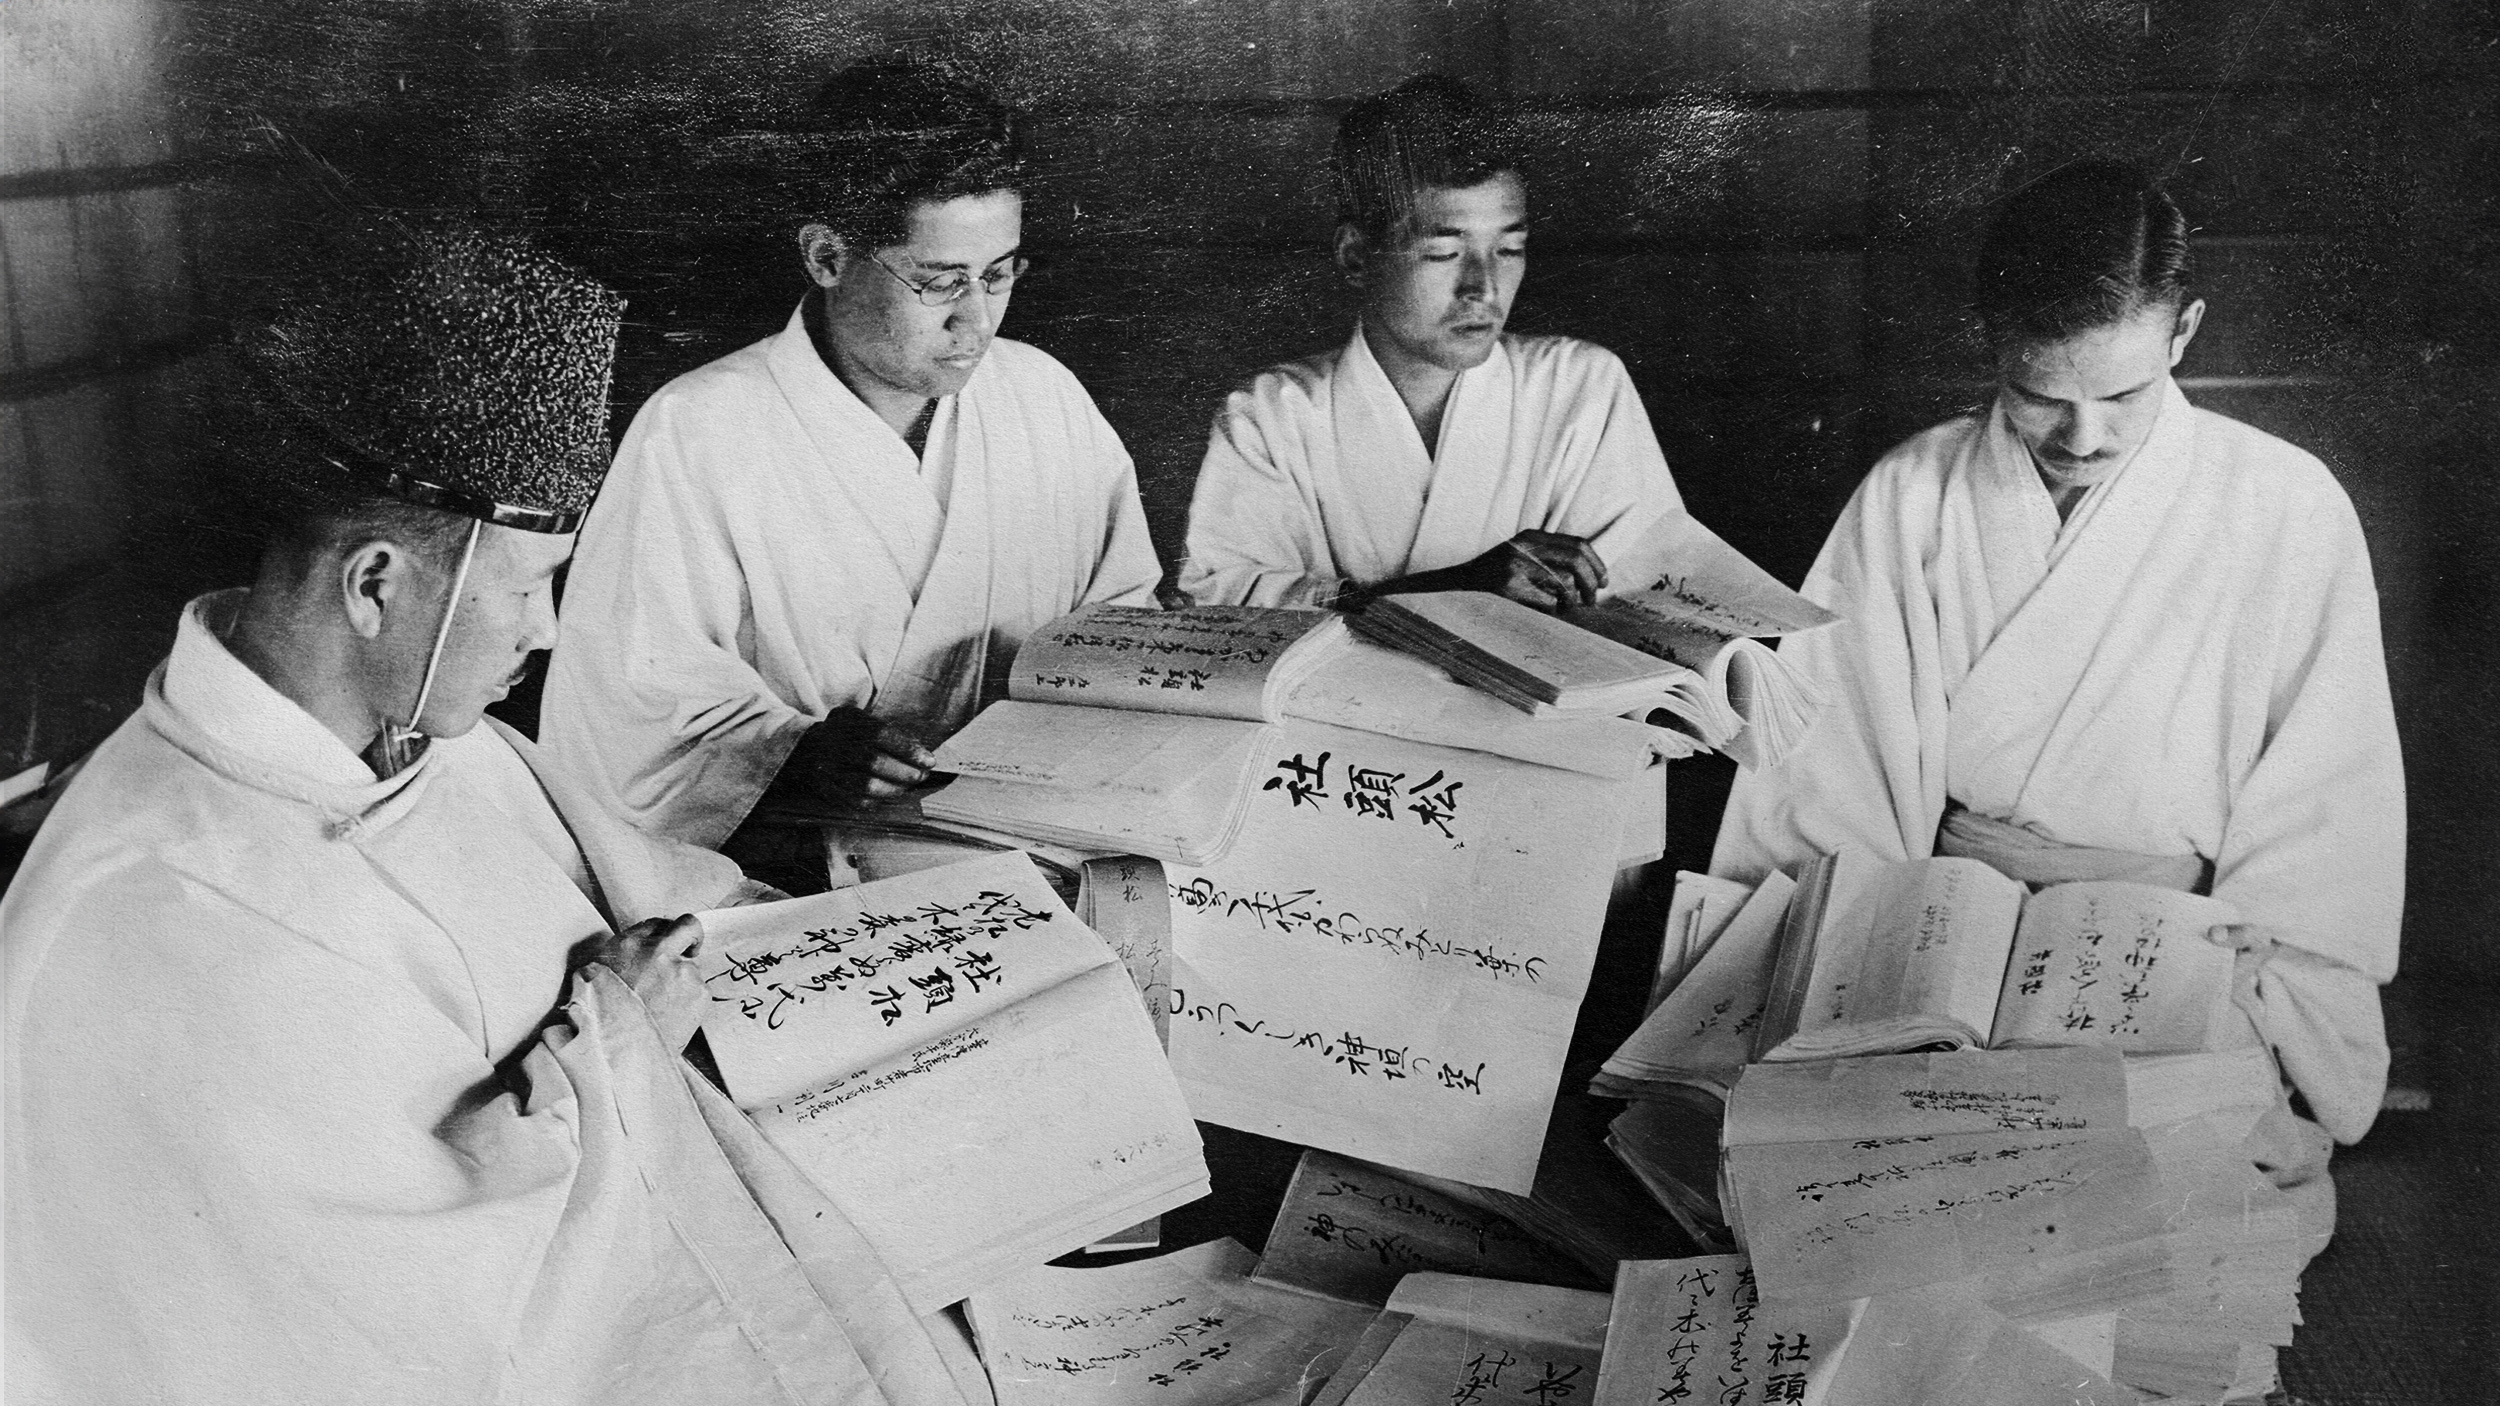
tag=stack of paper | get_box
[1309,1274,1613,1406]
[1720,1047,2170,1309]
[694,852,1209,1313]
[1352,590,1696,716]
[928,605,1347,865]
[964,1238,1371,1406]
[1282,636,1696,778]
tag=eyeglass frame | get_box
[862,250,1031,307]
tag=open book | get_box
[927,605,1347,864]
[693,852,1209,1313]
[1350,512,1835,767]
[1755,853,2241,1062]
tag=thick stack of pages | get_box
[928,604,1347,864]
[1349,512,1837,767]
[1596,1255,2139,1406]
[693,852,1209,1314]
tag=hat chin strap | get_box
[376,518,482,779]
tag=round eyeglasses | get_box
[866,252,1030,307]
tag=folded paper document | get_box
[695,852,1209,1313]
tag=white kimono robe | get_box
[1713,382,2405,1144]
[540,304,1161,849]
[4,594,986,1406]
[1179,325,1683,606]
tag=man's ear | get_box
[2168,298,2207,366]
[799,223,847,290]
[1333,223,1371,288]
[338,539,413,641]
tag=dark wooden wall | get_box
[4,0,2495,984]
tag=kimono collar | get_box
[1971,376,2193,620]
[1343,321,1514,460]
[147,590,435,834]
[766,298,974,452]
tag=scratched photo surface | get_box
[5,2,2496,1402]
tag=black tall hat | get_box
[234,219,624,533]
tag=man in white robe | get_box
[1714,163,2403,1214]
[3,225,984,1405]
[1180,75,1681,612]
[540,58,1157,861]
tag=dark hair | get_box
[1974,160,2192,348]
[805,55,1024,251]
[1332,75,1521,245]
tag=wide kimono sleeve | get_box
[6,858,974,1406]
[1179,383,1341,607]
[2213,484,2405,1144]
[540,389,815,849]
[1710,451,1953,884]
[8,860,583,1405]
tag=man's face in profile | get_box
[1350,171,1529,374]
[1996,299,2204,494]
[822,188,1024,403]
[407,524,572,739]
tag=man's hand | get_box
[576,914,709,1051]
[779,707,937,810]
[1461,530,1607,610]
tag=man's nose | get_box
[2061,406,2109,457]
[522,587,561,655]
[1455,249,1495,303]
[946,286,999,334]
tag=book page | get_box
[932,701,1265,793]
[1987,882,2240,1052]
[1283,638,1683,779]
[1722,1048,2155,1306]
[1251,1150,1581,1306]
[695,854,1207,1312]
[1776,856,2025,1056]
[1724,1126,2165,1306]
[1598,510,1840,639]
[1166,721,1636,1194]
[1593,1256,1853,1406]
[1322,1275,1613,1406]
[1606,871,1797,1089]
[1650,869,1759,1010]
[965,1238,1371,1406]
[1010,603,1337,721]
[1726,1046,2131,1147]
[1354,591,1688,713]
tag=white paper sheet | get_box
[696,853,1209,1313]
[966,1238,1371,1406]
[1166,722,1636,1193]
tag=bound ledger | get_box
[1755,853,2241,1062]
[694,852,1209,1313]
[1349,511,1836,767]
[927,605,1347,864]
